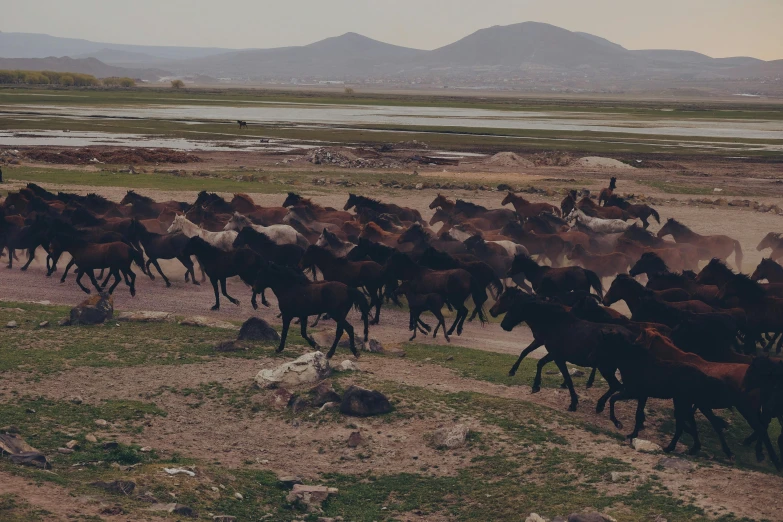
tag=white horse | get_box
[447,225,529,257]
[315,229,355,258]
[223,212,309,249]
[167,214,237,251]
[567,209,633,234]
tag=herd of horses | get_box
[3,179,783,469]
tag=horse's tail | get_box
[488,276,503,300]
[585,269,603,299]
[469,277,488,325]
[129,244,146,274]
[733,240,743,272]
[349,287,370,342]
[553,205,562,217]
[650,207,661,224]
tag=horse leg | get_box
[700,408,733,459]
[299,316,317,349]
[738,403,780,469]
[532,353,554,393]
[107,269,122,295]
[327,322,346,359]
[446,303,465,335]
[210,277,221,310]
[86,270,103,295]
[627,396,648,440]
[75,269,92,294]
[60,259,75,283]
[20,247,36,271]
[145,259,155,280]
[199,262,206,283]
[456,304,469,335]
[369,285,382,325]
[151,259,170,287]
[608,390,630,430]
[220,278,240,306]
[595,367,622,414]
[126,268,136,296]
[277,316,292,353]
[433,308,450,342]
[344,320,358,357]
[641,217,649,230]
[665,400,688,453]
[408,311,419,341]
[586,367,598,388]
[554,358,579,411]
[509,340,543,377]
[100,269,112,288]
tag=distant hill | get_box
[0,56,168,81]
[73,48,168,66]
[723,59,783,78]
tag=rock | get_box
[58,317,71,326]
[340,385,392,417]
[431,424,469,449]
[6,321,17,328]
[310,381,341,407]
[117,311,173,323]
[140,446,152,452]
[94,419,109,428]
[286,484,338,512]
[337,360,358,372]
[657,457,693,471]
[70,396,83,405]
[173,505,197,517]
[347,431,363,448]
[319,402,339,412]
[147,503,177,512]
[268,388,294,410]
[38,321,49,328]
[102,441,119,450]
[234,492,243,500]
[57,447,74,454]
[278,475,303,489]
[610,471,626,482]
[85,434,98,443]
[213,516,237,522]
[526,514,548,522]
[288,395,312,413]
[568,368,585,377]
[363,338,384,353]
[179,316,238,330]
[65,440,80,450]
[237,317,280,341]
[255,352,332,389]
[91,480,136,495]
[213,340,251,352]
[70,293,114,325]
[631,438,662,453]
[164,467,196,477]
[415,183,423,190]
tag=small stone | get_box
[173,504,197,517]
[568,368,585,377]
[6,321,18,328]
[431,424,469,449]
[255,352,332,389]
[234,492,243,500]
[288,395,312,413]
[526,514,548,522]
[445,356,454,361]
[610,471,625,482]
[102,441,119,450]
[340,386,392,417]
[58,318,71,326]
[65,440,80,450]
[363,338,384,353]
[85,434,98,443]
[140,446,152,453]
[237,317,280,341]
[70,396,83,405]
[347,431,363,448]
[286,484,338,512]
[319,402,339,412]
[310,381,341,407]
[94,419,109,428]
[38,321,49,328]
[337,360,358,372]
[58,447,74,454]
[657,457,693,471]
[213,516,237,522]
[631,438,662,453]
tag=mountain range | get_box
[1,23,781,91]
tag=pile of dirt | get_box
[483,152,535,168]
[303,147,402,169]
[530,151,573,166]
[574,156,634,169]
[22,148,201,165]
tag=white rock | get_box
[525,514,548,522]
[179,316,238,330]
[337,360,359,372]
[118,311,174,323]
[431,424,470,449]
[164,467,196,477]
[255,352,332,389]
[234,492,243,500]
[6,321,18,328]
[632,438,662,453]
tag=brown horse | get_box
[658,218,743,271]
[508,253,603,298]
[395,280,450,342]
[501,192,561,218]
[284,193,354,223]
[344,194,423,224]
[229,193,288,225]
[300,245,386,324]
[360,222,402,248]
[577,196,631,221]
[604,195,660,229]
[603,274,717,314]
[500,221,567,267]
[253,262,370,357]
[752,258,783,284]
[757,232,783,262]
[598,177,617,206]
[567,244,632,279]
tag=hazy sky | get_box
[4,0,783,60]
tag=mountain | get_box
[723,59,783,79]
[0,56,168,81]
[180,32,420,78]
[73,48,168,66]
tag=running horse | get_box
[657,218,743,271]
[501,192,561,218]
[598,177,617,206]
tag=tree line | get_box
[0,70,136,88]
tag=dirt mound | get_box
[484,152,535,168]
[22,148,201,165]
[304,147,401,168]
[574,156,633,169]
[531,151,573,167]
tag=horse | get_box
[492,290,626,412]
[385,251,485,336]
[697,258,783,299]
[757,232,783,262]
[604,195,660,229]
[603,274,718,315]
[252,262,370,357]
[300,245,386,325]
[395,280,450,342]
[237,120,248,129]
[752,258,783,284]
[598,177,617,206]
[567,209,633,234]
[49,232,145,296]
[119,190,188,216]
[316,228,355,258]
[359,222,403,248]
[167,214,237,252]
[463,232,527,259]
[500,221,567,267]
[658,218,743,271]
[508,253,603,298]
[283,193,354,222]
[398,223,468,255]
[128,219,197,287]
[1,214,49,270]
[566,244,632,279]
[501,192,561,218]
[344,194,423,224]
[577,196,631,221]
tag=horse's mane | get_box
[622,225,657,243]
[524,215,557,233]
[233,193,255,204]
[455,200,488,213]
[352,194,383,207]
[238,226,274,244]
[664,218,689,231]
[270,263,310,285]
[26,183,57,199]
[322,229,344,248]
[727,272,767,300]
[704,257,735,276]
[125,190,154,205]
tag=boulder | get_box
[340,386,392,417]
[278,475,303,489]
[347,431,363,448]
[255,352,331,389]
[6,321,18,328]
[238,317,280,341]
[337,360,359,372]
[70,293,114,325]
[288,395,312,413]
[631,438,662,453]
[117,311,173,323]
[310,381,341,407]
[526,515,548,522]
[431,424,470,449]
[286,484,338,512]
[179,316,238,330]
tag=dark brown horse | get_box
[604,194,660,229]
[395,280,450,342]
[598,177,617,206]
[129,219,197,287]
[752,258,783,284]
[507,253,603,298]
[501,192,561,218]
[658,219,743,271]
[344,194,423,224]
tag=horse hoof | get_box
[211,306,220,311]
[193,281,200,286]
[568,404,577,412]
[149,275,155,280]
[508,370,517,377]
[165,282,171,288]
[614,421,623,430]
[596,404,605,414]
[688,447,700,456]
[663,445,675,454]
[531,386,541,394]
